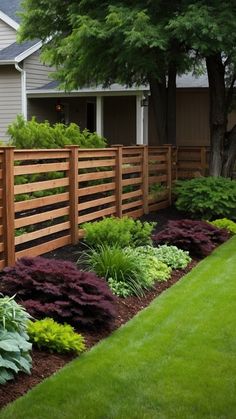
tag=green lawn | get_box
[1,236,236,419]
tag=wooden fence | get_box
[0,145,174,269]
[173,146,210,179]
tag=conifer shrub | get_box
[174,177,236,220]
[153,219,229,258]
[28,318,85,354]
[2,257,116,329]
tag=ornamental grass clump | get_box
[153,219,229,258]
[135,245,192,270]
[209,218,236,235]
[2,257,116,329]
[28,318,85,355]
[82,216,156,248]
[174,177,236,220]
[0,295,32,384]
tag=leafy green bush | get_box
[8,115,107,149]
[28,318,85,354]
[136,245,192,270]
[0,295,32,384]
[174,177,236,220]
[209,218,236,235]
[81,245,171,298]
[81,245,145,297]
[83,217,156,248]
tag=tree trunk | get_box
[222,125,236,177]
[206,54,227,176]
[167,63,177,145]
[149,76,167,144]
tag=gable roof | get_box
[0,40,41,63]
[0,0,21,24]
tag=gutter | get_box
[15,62,27,118]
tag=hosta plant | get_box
[82,216,156,248]
[136,245,192,270]
[209,218,236,235]
[2,257,116,329]
[28,318,85,354]
[0,295,32,385]
[153,219,229,258]
[174,177,236,220]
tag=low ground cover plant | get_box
[81,245,171,298]
[209,218,236,235]
[153,219,229,258]
[82,216,156,248]
[174,177,236,220]
[28,318,85,354]
[2,257,116,329]
[0,296,32,384]
[136,245,192,269]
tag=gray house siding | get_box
[24,51,55,90]
[0,66,21,141]
[0,19,16,50]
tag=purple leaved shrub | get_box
[2,257,116,329]
[153,219,229,258]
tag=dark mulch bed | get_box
[0,206,197,409]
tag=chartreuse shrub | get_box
[2,257,116,329]
[28,318,85,355]
[0,295,32,384]
[174,177,236,220]
[136,245,192,269]
[83,216,156,248]
[8,115,107,149]
[153,219,229,258]
[81,245,171,297]
[209,218,236,235]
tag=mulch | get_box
[0,206,197,410]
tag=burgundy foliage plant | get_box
[2,257,116,329]
[153,219,229,258]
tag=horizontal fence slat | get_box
[15,206,69,228]
[78,195,116,211]
[16,235,71,259]
[122,177,142,186]
[79,150,117,158]
[78,206,116,224]
[122,199,143,211]
[14,178,69,195]
[78,170,115,182]
[15,221,70,245]
[14,162,69,176]
[14,150,70,160]
[122,189,143,201]
[79,182,115,197]
[148,175,168,184]
[122,165,142,174]
[149,201,169,212]
[15,192,69,212]
[122,156,142,164]
[78,159,116,169]
[123,208,143,218]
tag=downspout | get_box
[15,62,27,118]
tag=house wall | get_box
[104,96,136,145]
[0,66,21,141]
[24,51,55,89]
[0,19,16,50]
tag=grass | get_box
[1,236,236,419]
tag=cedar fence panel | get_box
[0,144,209,268]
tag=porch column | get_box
[96,96,104,136]
[136,94,149,145]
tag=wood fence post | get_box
[201,147,207,176]
[115,145,123,218]
[68,145,79,245]
[166,145,172,206]
[142,145,149,214]
[2,146,15,266]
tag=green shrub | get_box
[209,218,236,235]
[81,245,145,297]
[8,115,107,149]
[174,177,236,220]
[0,295,32,384]
[81,245,171,298]
[28,318,85,354]
[136,245,192,270]
[83,216,156,248]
